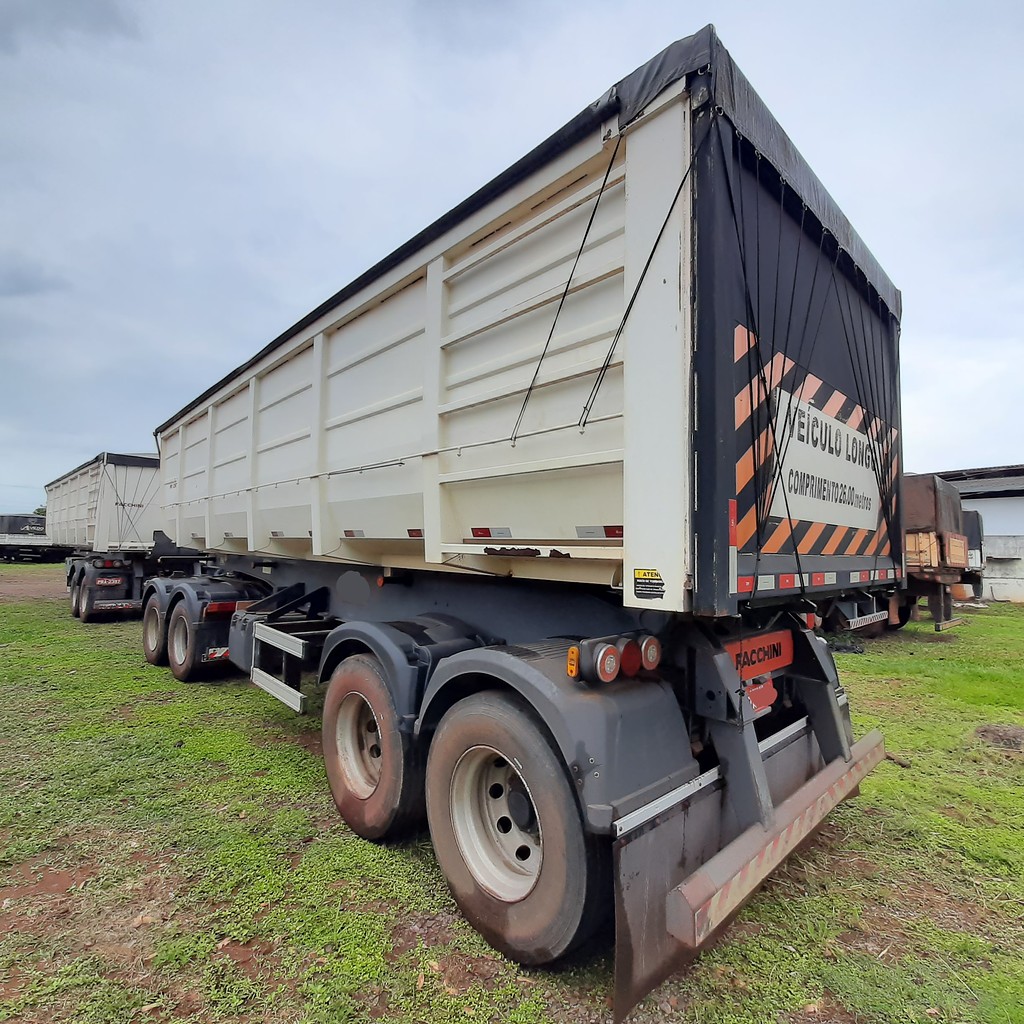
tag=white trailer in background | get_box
[140,26,900,1018]
[45,452,193,621]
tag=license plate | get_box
[724,629,793,680]
[95,577,122,587]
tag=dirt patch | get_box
[355,984,390,1018]
[292,731,322,757]
[976,724,1024,752]
[388,912,457,960]
[786,994,860,1024]
[0,964,27,1001]
[0,862,95,902]
[436,950,504,992]
[215,937,282,981]
[257,725,323,758]
[0,564,67,603]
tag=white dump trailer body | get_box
[45,453,163,552]
[156,29,902,622]
[158,113,682,602]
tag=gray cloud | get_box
[0,0,137,54]
[0,254,68,297]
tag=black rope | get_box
[578,114,715,430]
[828,264,900,570]
[510,136,621,445]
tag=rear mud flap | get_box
[612,730,884,1021]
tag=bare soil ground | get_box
[0,563,66,603]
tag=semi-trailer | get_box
[45,452,197,622]
[0,514,69,562]
[142,26,899,1017]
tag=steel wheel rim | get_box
[144,605,160,652]
[449,745,542,902]
[336,693,382,799]
[170,614,189,666]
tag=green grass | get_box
[1,568,1022,1023]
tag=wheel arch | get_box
[416,648,694,834]
[318,622,420,721]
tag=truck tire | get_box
[167,603,203,682]
[886,601,913,631]
[79,583,98,623]
[322,654,424,840]
[425,691,609,965]
[70,578,81,618]
[143,595,168,666]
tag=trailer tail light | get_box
[203,601,238,618]
[594,643,620,683]
[616,639,643,678]
[638,635,662,671]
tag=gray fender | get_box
[317,622,421,727]
[416,647,698,834]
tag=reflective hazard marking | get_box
[633,568,665,600]
[728,500,738,594]
[202,647,230,663]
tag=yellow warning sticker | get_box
[633,568,665,600]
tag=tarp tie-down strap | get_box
[510,135,622,446]
[579,109,717,431]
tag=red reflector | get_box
[724,630,794,681]
[595,643,620,683]
[471,527,491,538]
[104,560,114,568]
[805,613,816,630]
[638,635,662,671]
[343,529,357,538]
[204,601,237,617]
[616,639,642,678]
[603,525,624,539]
[745,678,778,712]
[728,500,737,547]
[811,572,826,587]
[779,574,797,589]
[737,576,755,593]
[407,529,423,538]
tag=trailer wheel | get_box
[425,692,609,965]
[79,583,98,623]
[886,601,913,631]
[167,603,203,681]
[70,578,81,618]
[143,595,168,665]
[322,654,424,840]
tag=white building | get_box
[938,465,1024,602]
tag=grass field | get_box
[1,563,1022,1024]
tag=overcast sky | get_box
[2,0,1022,514]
